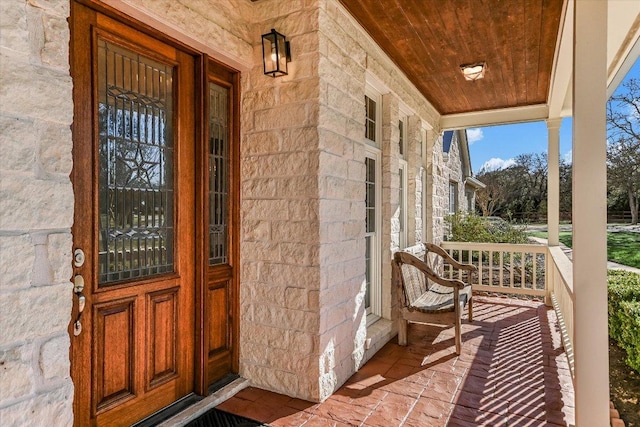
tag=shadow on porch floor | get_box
[216,296,575,426]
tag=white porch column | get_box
[546,118,561,246]
[572,1,609,426]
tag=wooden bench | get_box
[392,243,477,354]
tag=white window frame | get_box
[398,102,414,249]
[466,189,474,212]
[421,121,432,244]
[364,83,382,321]
[398,160,408,249]
[365,150,382,321]
[449,180,459,213]
[398,118,406,158]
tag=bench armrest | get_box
[394,251,466,290]
[425,243,477,272]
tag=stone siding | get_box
[444,131,467,214]
[121,0,254,67]
[0,1,74,425]
[426,131,447,244]
[241,0,323,402]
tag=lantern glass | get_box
[262,29,289,77]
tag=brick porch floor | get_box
[216,296,575,426]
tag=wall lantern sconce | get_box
[460,62,486,81]
[261,28,291,77]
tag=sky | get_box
[468,57,640,174]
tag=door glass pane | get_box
[209,83,229,265]
[97,39,174,285]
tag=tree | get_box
[475,153,556,222]
[559,161,572,218]
[474,170,506,217]
[607,78,640,224]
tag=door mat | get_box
[185,408,270,427]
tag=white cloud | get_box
[481,157,516,171]
[467,128,484,144]
[563,150,572,164]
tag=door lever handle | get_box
[73,274,85,293]
[73,275,86,337]
[78,294,86,314]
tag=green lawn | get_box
[528,230,640,269]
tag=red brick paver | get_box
[215,297,575,426]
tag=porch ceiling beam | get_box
[548,0,574,118]
[439,104,549,131]
[606,4,640,95]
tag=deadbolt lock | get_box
[73,248,85,268]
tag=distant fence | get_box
[494,211,632,224]
[607,211,633,223]
[504,212,573,223]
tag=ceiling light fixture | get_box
[460,62,486,81]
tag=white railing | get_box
[440,242,549,299]
[439,240,576,377]
[548,246,575,377]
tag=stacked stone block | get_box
[0,1,74,425]
[125,0,254,65]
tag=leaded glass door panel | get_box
[71,5,196,425]
[195,60,239,390]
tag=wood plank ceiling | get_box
[337,0,564,115]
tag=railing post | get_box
[545,247,552,306]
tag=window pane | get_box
[209,82,230,265]
[365,235,371,309]
[365,157,376,233]
[449,181,458,213]
[399,167,404,232]
[97,39,174,285]
[365,96,376,143]
[399,120,404,156]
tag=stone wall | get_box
[119,0,254,67]
[445,131,466,214]
[426,131,447,244]
[240,0,323,402]
[0,0,74,425]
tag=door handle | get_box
[73,274,86,336]
[73,274,84,293]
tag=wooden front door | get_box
[70,3,199,425]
